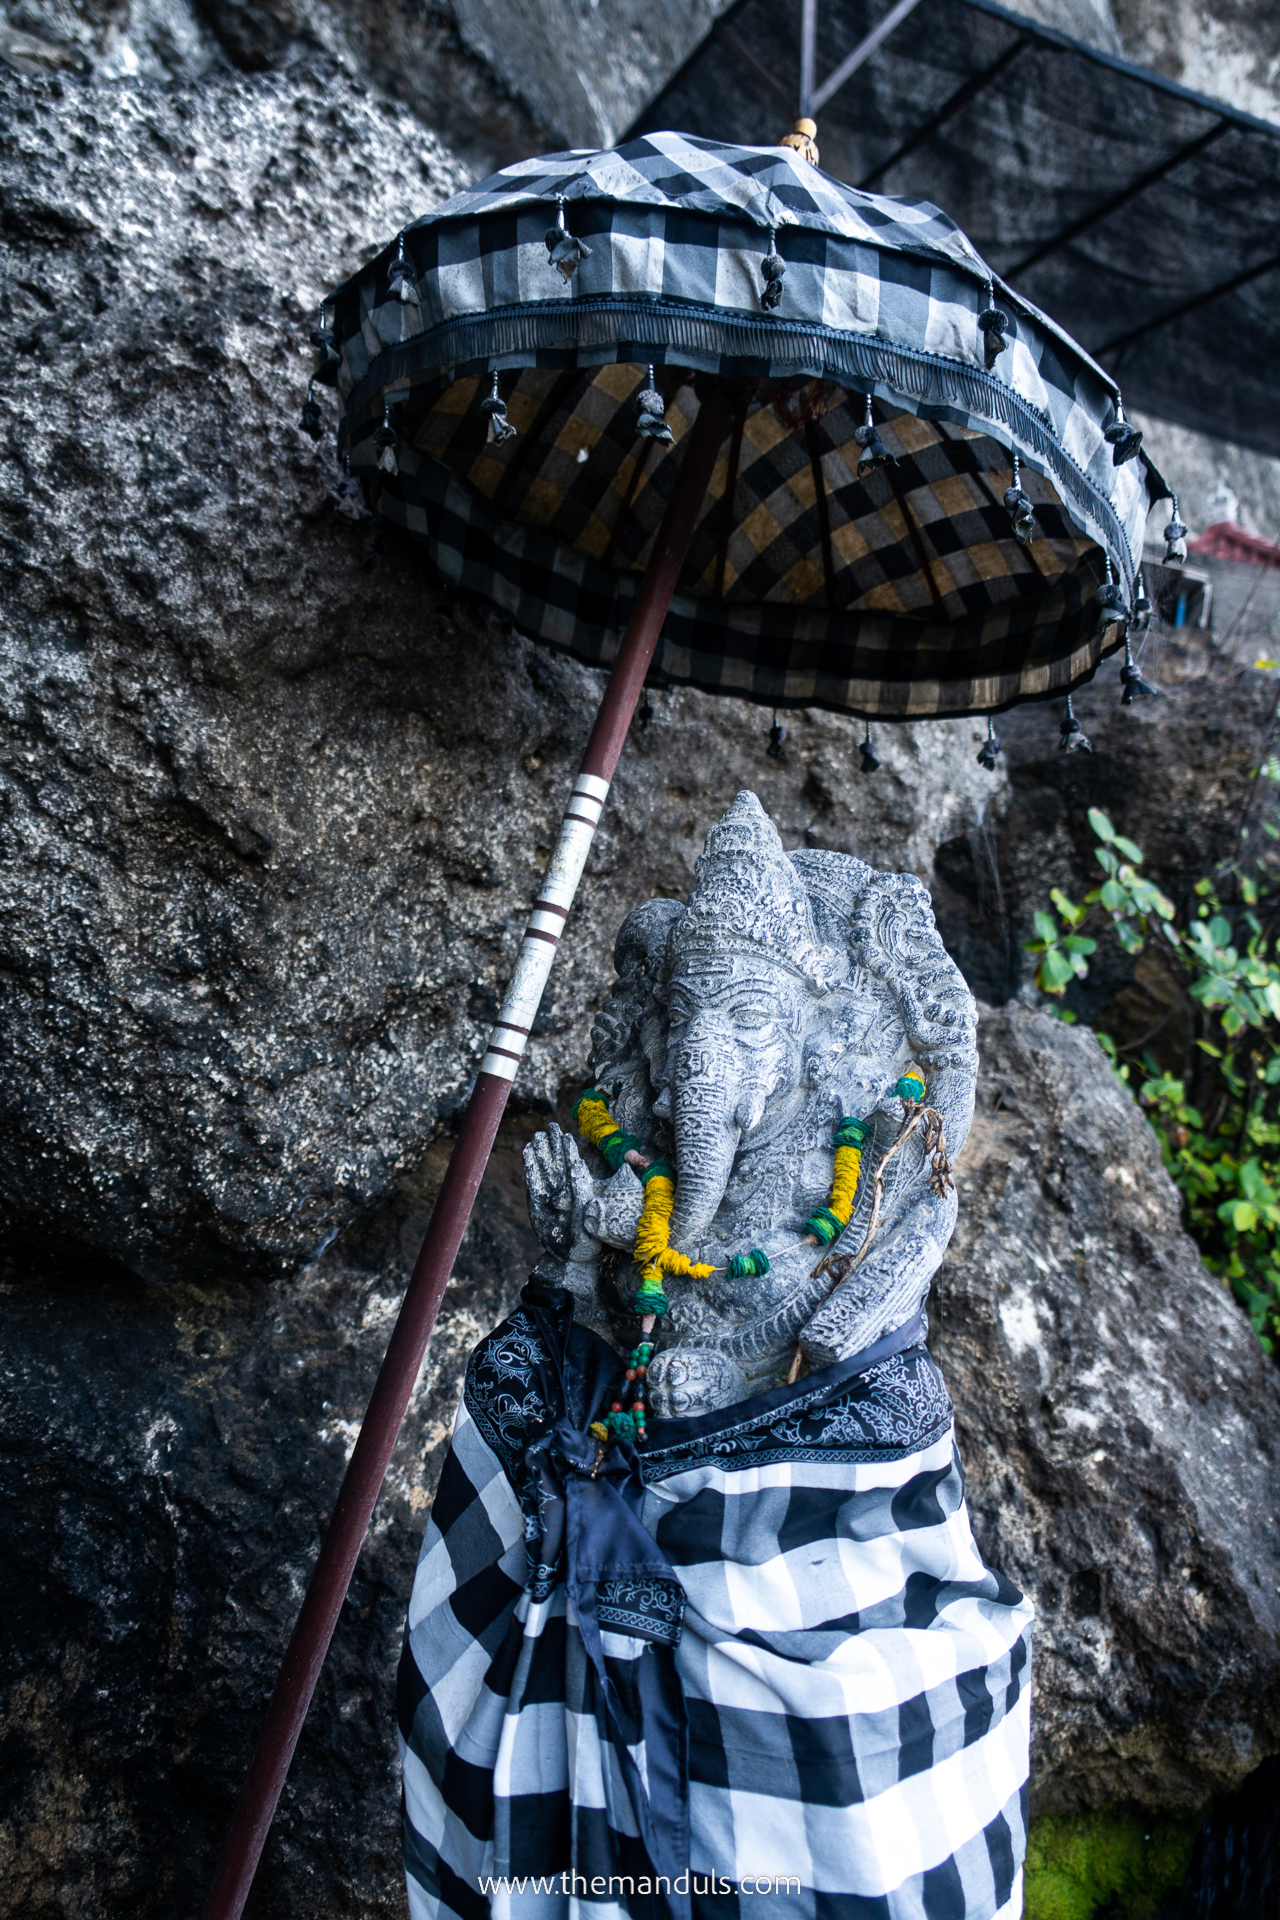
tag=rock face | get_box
[929,640,1280,1018]
[5,1003,1279,1920]
[935,1001,1280,1812]
[3,27,1280,1920]
[0,1119,538,1920]
[0,62,998,1288]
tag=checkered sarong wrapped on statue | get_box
[398,1281,1032,1919]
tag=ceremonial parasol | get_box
[206,125,1170,1918]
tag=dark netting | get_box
[631,0,1280,458]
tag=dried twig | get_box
[784,1102,953,1386]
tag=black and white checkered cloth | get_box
[398,1284,1033,1919]
[332,131,1156,604]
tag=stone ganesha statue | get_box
[524,791,979,1418]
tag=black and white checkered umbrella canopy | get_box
[325,130,1167,720]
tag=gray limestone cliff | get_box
[1,24,1279,1920]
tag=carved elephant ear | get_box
[613,896,683,985]
[587,897,683,1098]
[788,847,873,954]
[790,847,976,1076]
[848,871,978,1077]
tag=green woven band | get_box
[639,1159,674,1186]
[633,1285,670,1316]
[599,1127,643,1171]
[727,1248,770,1279]
[803,1208,842,1245]
[832,1116,872,1149]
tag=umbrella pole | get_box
[201,382,732,1920]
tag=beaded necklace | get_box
[572,1075,931,1444]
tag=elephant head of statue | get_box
[525,790,979,1413]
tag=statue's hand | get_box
[798,1185,957,1369]
[583,1162,644,1251]
[523,1123,596,1264]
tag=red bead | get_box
[632,1401,644,1414]
[625,1368,637,1381]
[610,1401,622,1412]
[637,1365,647,1377]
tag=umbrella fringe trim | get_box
[338,297,1139,590]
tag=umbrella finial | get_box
[978,285,1010,369]
[1059,694,1091,753]
[375,398,399,476]
[481,371,517,444]
[544,195,592,281]
[636,365,675,444]
[977,715,1003,772]
[854,396,893,478]
[1003,451,1038,547]
[299,377,323,442]
[1163,494,1188,566]
[1104,392,1143,466]
[761,226,786,311]
[859,718,881,774]
[780,117,820,165]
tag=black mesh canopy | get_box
[631,0,1280,459]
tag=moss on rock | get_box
[1025,1805,1198,1920]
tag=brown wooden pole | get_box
[201,380,732,1920]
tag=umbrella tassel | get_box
[977,715,1003,771]
[854,394,893,477]
[1164,495,1188,566]
[766,709,786,760]
[298,378,324,441]
[1003,451,1038,547]
[860,717,881,773]
[761,225,786,311]
[1104,392,1143,466]
[1095,553,1127,637]
[374,399,399,476]
[387,232,421,309]
[1060,694,1092,753]
[309,304,340,387]
[334,452,368,523]
[978,288,1010,369]
[481,371,517,444]
[545,194,591,281]
[635,364,674,444]
[1120,633,1158,704]
[1130,575,1153,634]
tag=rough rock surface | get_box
[934,1001,1280,1812]
[3,24,1280,1920]
[0,1117,539,1920]
[5,1004,1279,1920]
[930,640,1280,1016]
[0,62,997,1288]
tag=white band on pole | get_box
[478,773,612,1082]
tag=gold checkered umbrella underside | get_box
[364,364,1115,719]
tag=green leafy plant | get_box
[1027,807,1280,1354]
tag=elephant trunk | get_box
[669,1076,742,1243]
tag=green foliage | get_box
[1026,808,1280,1354]
[1024,1807,1197,1920]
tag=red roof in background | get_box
[1188,522,1280,567]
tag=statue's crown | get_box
[667,791,846,989]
